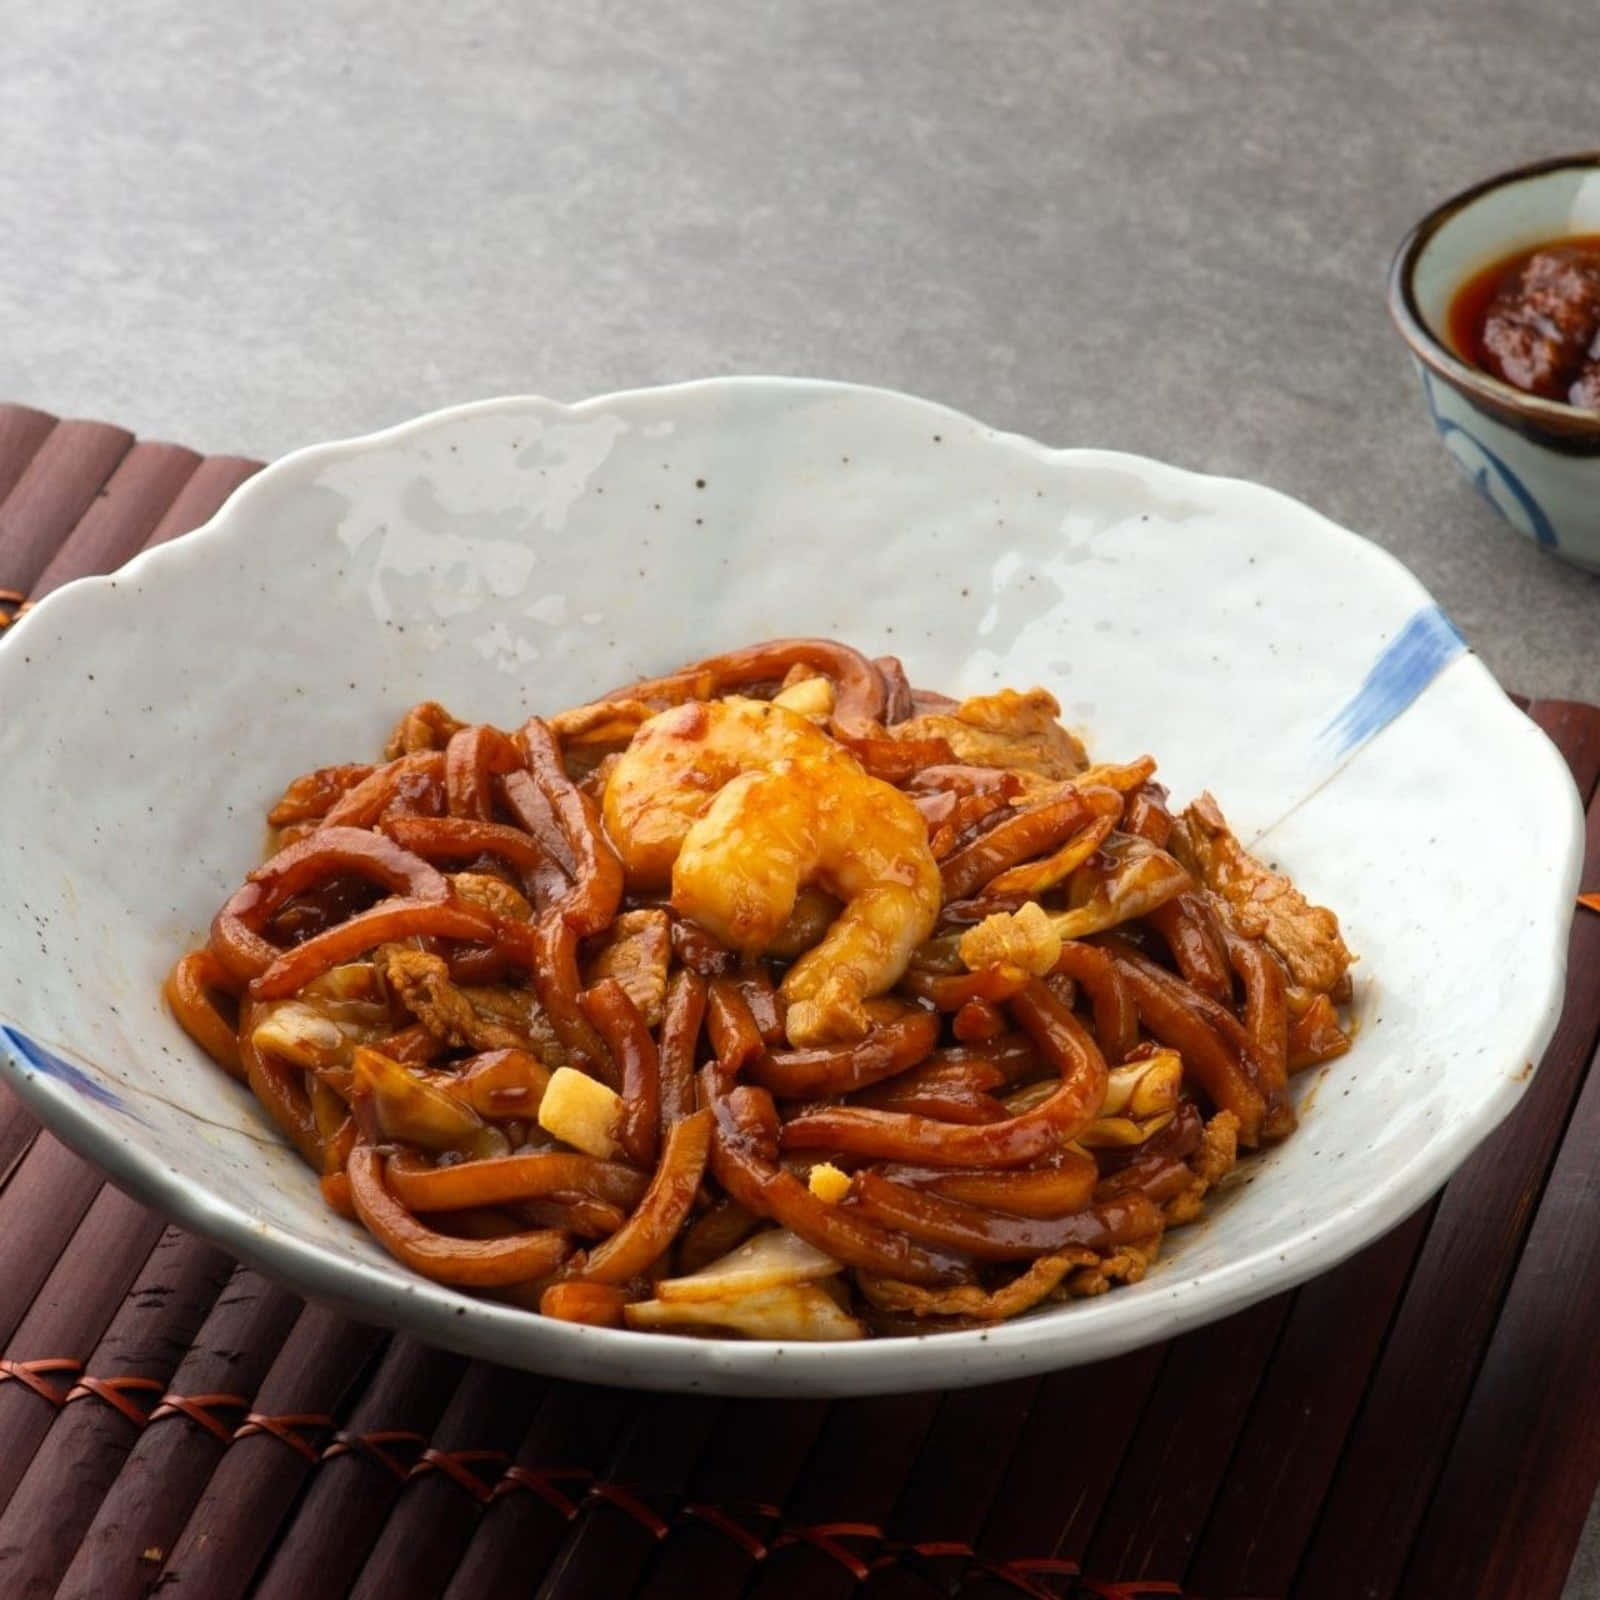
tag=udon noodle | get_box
[166,639,1353,1339]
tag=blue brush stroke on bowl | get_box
[1421,371,1559,549]
[1320,604,1467,758]
[1,1023,131,1116]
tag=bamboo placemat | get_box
[0,402,1596,1600]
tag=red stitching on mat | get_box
[65,1374,164,1428]
[65,1395,1194,1598]
[479,1466,1152,1597]
[680,1500,782,1561]
[770,1520,884,1581]
[149,1391,250,1442]
[411,1447,508,1503]
[585,1480,672,1539]
[0,1358,82,1407]
[872,1542,1079,1600]
[233,1410,334,1463]
[494,1464,596,1518]
[322,1428,429,1482]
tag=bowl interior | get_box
[1411,160,1600,355]
[0,382,1581,1394]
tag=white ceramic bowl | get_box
[0,380,1582,1396]
[1389,152,1600,572]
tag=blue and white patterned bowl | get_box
[0,381,1583,1395]
[1389,152,1600,572]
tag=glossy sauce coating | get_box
[165,640,1357,1342]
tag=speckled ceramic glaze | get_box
[0,380,1582,1396]
[1389,152,1600,571]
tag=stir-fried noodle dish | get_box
[167,639,1354,1340]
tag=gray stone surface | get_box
[4,0,1598,1588]
[4,0,1596,699]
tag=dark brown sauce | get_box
[1448,233,1600,409]
[269,875,384,944]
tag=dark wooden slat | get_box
[0,406,57,506]
[251,1339,468,1600]
[861,1379,1041,1600]
[1293,704,1600,1600]
[54,1267,303,1600]
[1529,698,1600,807]
[348,1360,547,1600]
[535,1393,725,1600]
[1400,858,1600,1598]
[0,1083,40,1194]
[0,1227,232,1597]
[1294,1171,1588,1599]
[444,1381,633,1600]
[30,440,201,598]
[637,1399,830,1600]
[0,1138,108,1345]
[155,1306,385,1600]
[743,1394,941,1600]
[1080,1297,1293,1580]
[143,454,262,548]
[1183,1207,1434,1595]
[0,420,133,593]
[0,1184,167,1513]
[966,1343,1166,1589]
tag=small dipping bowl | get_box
[1389,152,1600,572]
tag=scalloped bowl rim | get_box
[0,377,1582,1394]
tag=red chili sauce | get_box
[1448,234,1600,410]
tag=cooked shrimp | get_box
[602,698,823,889]
[603,698,941,1046]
